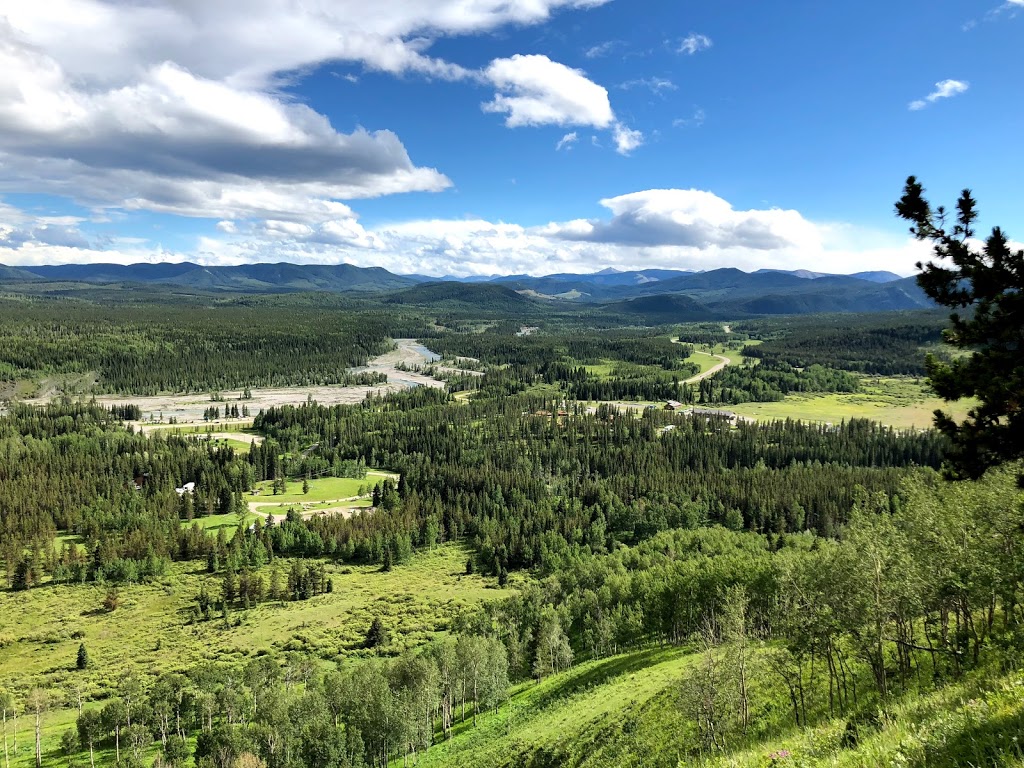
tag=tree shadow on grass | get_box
[528,646,685,711]
[920,708,1024,767]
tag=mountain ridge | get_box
[1,261,929,315]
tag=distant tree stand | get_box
[896,176,1024,482]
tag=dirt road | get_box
[684,351,731,384]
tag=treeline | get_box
[468,360,699,401]
[253,390,946,572]
[424,329,696,369]
[737,313,948,375]
[696,361,860,404]
[0,399,444,589]
[0,300,393,394]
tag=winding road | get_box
[683,351,731,384]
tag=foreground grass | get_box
[707,668,1024,768]
[731,376,977,429]
[412,644,1024,768]
[413,647,697,768]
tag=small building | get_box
[665,400,684,411]
[175,481,196,496]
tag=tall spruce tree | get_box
[896,176,1024,482]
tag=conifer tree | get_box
[896,176,1024,481]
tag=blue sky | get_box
[0,0,1020,276]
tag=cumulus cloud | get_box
[542,190,818,250]
[2,1,608,87]
[0,0,614,225]
[0,201,91,250]
[612,124,644,155]
[677,33,712,55]
[481,54,641,155]
[483,54,614,128]
[909,79,970,110]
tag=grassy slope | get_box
[0,545,504,697]
[414,647,696,768]
[709,668,1024,768]
[413,646,1024,768]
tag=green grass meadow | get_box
[251,473,396,505]
[731,376,977,429]
[0,544,506,727]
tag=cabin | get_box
[664,400,684,411]
[175,481,196,496]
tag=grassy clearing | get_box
[251,473,395,504]
[202,435,256,454]
[731,376,977,429]
[182,511,261,536]
[251,498,374,514]
[0,544,507,699]
[682,348,723,376]
[582,361,616,378]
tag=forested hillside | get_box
[0,294,1020,768]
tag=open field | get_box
[182,510,262,537]
[250,473,395,505]
[0,544,506,696]
[731,375,978,429]
[250,498,375,525]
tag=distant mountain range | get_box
[0,261,930,318]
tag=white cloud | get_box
[584,40,623,58]
[612,123,644,155]
[1,189,938,278]
[0,1,614,225]
[483,54,614,128]
[556,132,579,151]
[542,190,820,250]
[909,79,970,110]
[619,77,677,93]
[481,54,641,155]
[677,33,712,55]
[673,108,706,128]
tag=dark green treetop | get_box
[896,176,1024,482]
